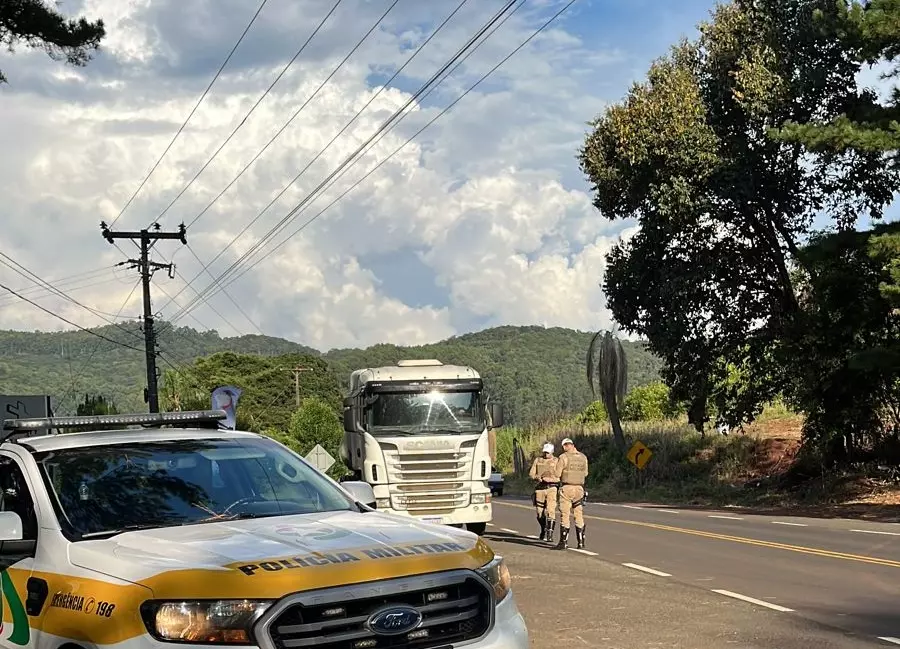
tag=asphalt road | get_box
[488,497,900,647]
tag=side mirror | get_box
[343,408,355,432]
[341,481,376,509]
[0,512,23,542]
[489,402,504,429]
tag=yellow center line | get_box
[494,500,900,569]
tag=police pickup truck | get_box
[0,410,528,649]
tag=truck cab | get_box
[340,360,503,535]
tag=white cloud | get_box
[0,0,634,350]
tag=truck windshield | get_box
[367,390,485,434]
[34,436,354,540]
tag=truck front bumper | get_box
[476,590,529,648]
[374,502,492,525]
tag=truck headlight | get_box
[477,556,511,603]
[376,497,391,508]
[470,493,490,504]
[140,600,271,644]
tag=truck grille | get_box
[257,570,493,649]
[381,440,479,484]
[390,489,469,514]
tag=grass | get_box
[495,408,810,507]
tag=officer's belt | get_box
[535,483,559,490]
[560,481,585,486]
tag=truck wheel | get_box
[467,522,487,536]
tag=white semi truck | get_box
[340,359,503,535]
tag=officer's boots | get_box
[544,519,555,543]
[537,515,546,541]
[555,526,569,550]
[575,526,585,549]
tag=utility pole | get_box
[101,221,187,413]
[291,366,313,407]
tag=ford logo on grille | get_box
[366,605,423,636]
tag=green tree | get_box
[579,0,900,437]
[578,400,608,424]
[586,330,628,451]
[160,351,342,433]
[1,0,105,84]
[622,382,679,421]
[286,396,347,479]
[75,393,118,416]
[780,223,900,462]
[775,0,900,172]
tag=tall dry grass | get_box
[497,418,766,503]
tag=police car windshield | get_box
[367,390,484,435]
[34,437,354,540]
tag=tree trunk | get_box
[607,397,627,452]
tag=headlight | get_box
[376,497,391,509]
[477,556,511,602]
[470,493,490,504]
[140,600,271,644]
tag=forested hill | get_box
[0,323,662,423]
[325,326,662,424]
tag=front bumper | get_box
[375,501,493,525]
[475,591,529,648]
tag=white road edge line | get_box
[486,523,494,527]
[712,589,794,612]
[571,548,599,556]
[709,515,744,520]
[850,529,900,536]
[659,509,680,514]
[772,521,808,527]
[500,528,519,534]
[620,505,642,510]
[622,562,671,577]
[525,534,539,539]
[878,637,900,645]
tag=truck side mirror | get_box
[489,403,504,429]
[343,407,355,432]
[0,511,23,542]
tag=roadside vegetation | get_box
[496,393,900,517]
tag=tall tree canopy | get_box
[0,0,105,84]
[579,0,900,455]
[775,0,900,164]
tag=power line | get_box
[55,278,143,414]
[108,0,271,228]
[0,281,144,352]
[177,0,578,314]
[0,264,116,295]
[185,243,263,334]
[157,0,402,316]
[152,0,344,226]
[0,274,127,310]
[168,0,519,323]
[0,252,138,322]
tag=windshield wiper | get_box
[81,523,177,539]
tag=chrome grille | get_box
[258,570,493,649]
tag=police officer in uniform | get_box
[528,443,559,542]
[553,437,588,550]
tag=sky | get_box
[0,0,895,352]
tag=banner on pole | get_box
[211,386,242,430]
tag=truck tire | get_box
[467,522,487,536]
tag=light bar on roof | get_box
[1,409,228,432]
